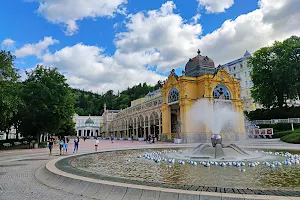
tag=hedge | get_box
[246,107,300,121]
[281,132,300,144]
[257,123,300,132]
[273,129,300,138]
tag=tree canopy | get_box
[73,81,162,116]
[249,36,300,108]
[0,50,20,139]
[19,65,75,142]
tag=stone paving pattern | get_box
[0,139,300,200]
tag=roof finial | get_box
[197,49,201,55]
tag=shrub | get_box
[273,129,300,138]
[39,141,48,148]
[246,107,300,121]
[281,132,300,144]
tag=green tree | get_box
[0,50,20,140]
[20,65,75,142]
[249,36,300,108]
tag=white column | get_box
[143,120,146,139]
[159,117,162,140]
[148,118,151,136]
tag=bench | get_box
[14,142,22,146]
[3,143,12,147]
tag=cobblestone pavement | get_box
[0,139,299,200]
[0,139,168,200]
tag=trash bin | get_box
[34,143,38,149]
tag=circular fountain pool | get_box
[57,148,300,191]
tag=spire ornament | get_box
[197,49,201,55]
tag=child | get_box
[59,139,64,155]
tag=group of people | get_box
[147,134,156,144]
[48,136,80,156]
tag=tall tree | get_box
[249,36,300,108]
[0,50,20,139]
[20,65,75,142]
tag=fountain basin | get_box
[65,147,300,191]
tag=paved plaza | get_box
[0,139,300,200]
[0,139,169,200]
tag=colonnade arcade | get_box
[110,110,162,140]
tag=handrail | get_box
[252,118,300,124]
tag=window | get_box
[246,81,248,86]
[245,71,247,76]
[234,74,236,78]
[249,81,253,86]
[233,66,236,71]
[168,88,179,103]
[246,102,249,108]
[240,64,243,68]
[213,84,231,100]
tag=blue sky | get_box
[0,0,299,93]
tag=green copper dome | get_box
[85,117,94,124]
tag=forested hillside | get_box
[73,81,163,116]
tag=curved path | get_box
[0,139,300,200]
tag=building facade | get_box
[101,90,163,140]
[222,51,261,112]
[104,50,245,142]
[222,51,300,110]
[73,114,103,138]
[161,50,245,142]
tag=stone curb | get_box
[35,145,300,200]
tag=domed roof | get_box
[85,117,94,124]
[184,49,216,77]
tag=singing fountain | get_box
[165,99,259,161]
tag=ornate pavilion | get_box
[103,50,245,142]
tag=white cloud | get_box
[1,38,15,49]
[191,13,201,25]
[41,43,165,92]
[30,0,128,35]
[197,0,234,13]
[16,0,300,93]
[14,36,59,58]
[115,1,203,72]
[114,0,300,71]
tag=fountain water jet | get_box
[167,99,256,161]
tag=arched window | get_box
[213,84,231,100]
[168,88,179,103]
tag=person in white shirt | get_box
[94,137,100,152]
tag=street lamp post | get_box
[283,94,288,107]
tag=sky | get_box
[1,0,299,94]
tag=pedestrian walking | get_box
[59,138,64,155]
[131,134,134,142]
[110,135,114,143]
[48,136,55,156]
[152,134,155,144]
[94,137,99,152]
[73,136,79,153]
[147,134,151,144]
[64,136,69,155]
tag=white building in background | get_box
[222,51,300,111]
[73,114,103,138]
[222,51,262,112]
